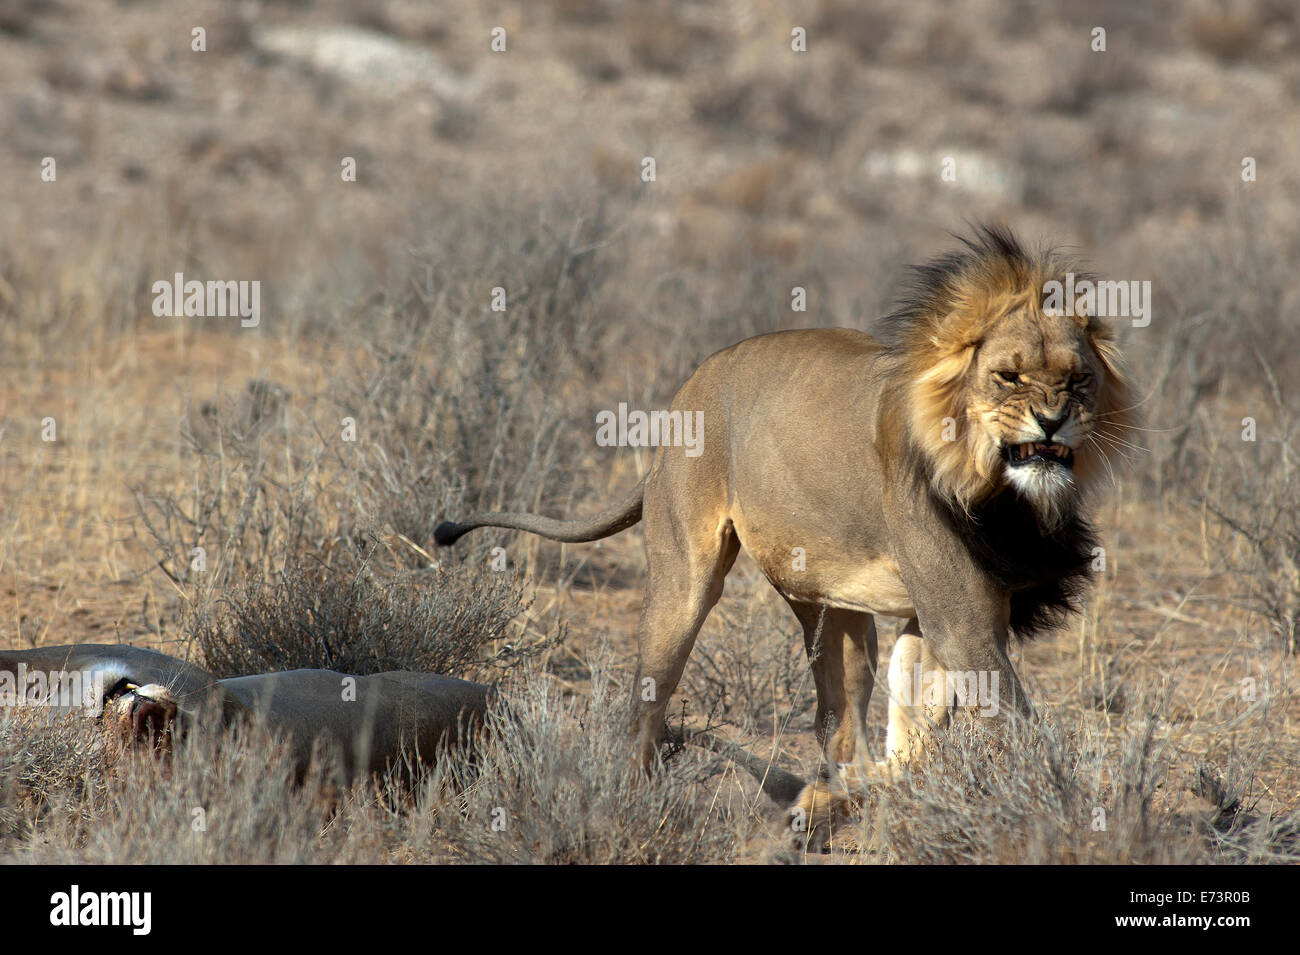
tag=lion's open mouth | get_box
[1003,442,1074,469]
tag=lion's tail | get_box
[433,478,645,547]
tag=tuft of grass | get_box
[842,704,1293,864]
[188,555,547,680]
[1,708,350,864]
[427,651,754,864]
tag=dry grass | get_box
[188,558,541,680]
[845,705,1300,864]
[1,0,1298,864]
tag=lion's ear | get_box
[1087,322,1138,427]
[1085,315,1118,351]
[916,339,977,389]
[1088,326,1125,380]
[928,305,987,352]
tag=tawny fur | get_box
[435,224,1138,848]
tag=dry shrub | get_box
[704,158,798,216]
[691,72,848,151]
[1202,405,1300,653]
[428,652,751,864]
[1038,46,1148,115]
[1,709,352,864]
[1186,8,1259,62]
[0,709,103,844]
[138,195,622,595]
[625,4,711,75]
[188,556,543,679]
[857,708,1185,863]
[549,0,616,25]
[846,704,1300,865]
[1141,214,1298,495]
[1192,760,1300,863]
[885,717,1166,862]
[816,1,894,60]
[1139,216,1300,651]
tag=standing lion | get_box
[436,225,1137,834]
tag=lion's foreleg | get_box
[878,620,951,779]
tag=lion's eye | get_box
[995,371,1021,384]
[1070,372,1092,387]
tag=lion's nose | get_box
[1034,410,1067,440]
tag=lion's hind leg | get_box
[631,486,740,772]
[785,604,878,850]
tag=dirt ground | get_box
[1,0,1298,863]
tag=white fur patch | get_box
[1005,460,1076,528]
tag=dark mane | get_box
[872,222,1108,639]
[938,489,1099,640]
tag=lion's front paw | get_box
[787,779,860,853]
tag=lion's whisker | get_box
[1094,419,1170,434]
[1096,388,1157,419]
[1091,429,1148,456]
[1085,434,1119,488]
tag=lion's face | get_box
[901,295,1133,530]
[966,309,1105,527]
[881,226,1136,531]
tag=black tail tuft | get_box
[433,522,463,546]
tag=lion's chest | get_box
[824,557,916,617]
[765,553,916,619]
